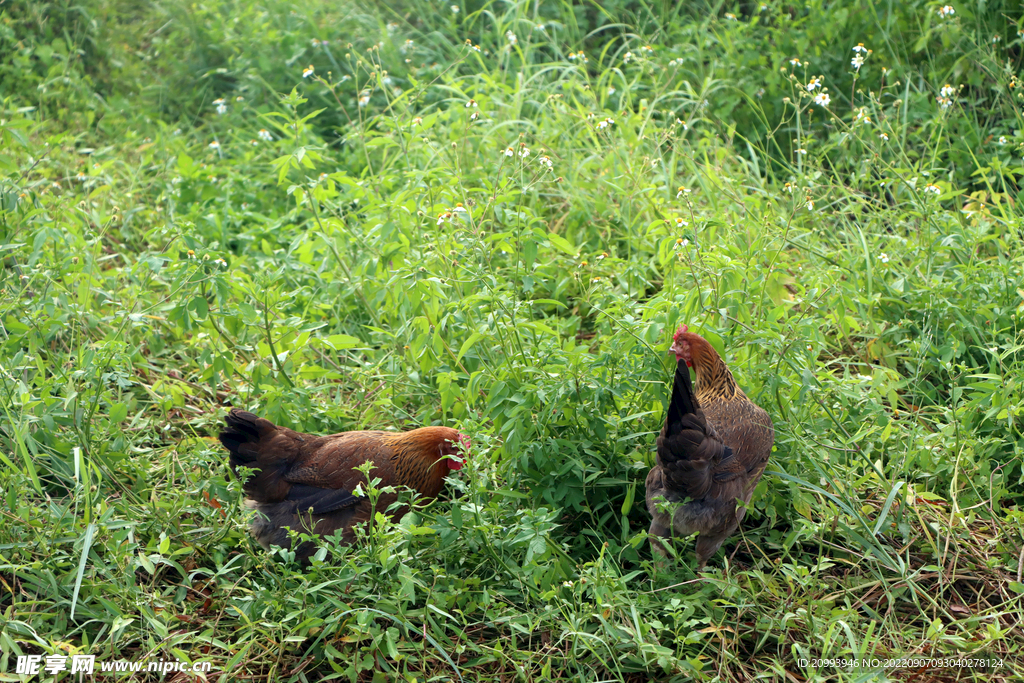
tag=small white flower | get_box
[608,86,616,95]
[674,217,688,228]
[303,65,314,78]
[789,57,802,67]
[470,111,479,121]
[795,148,807,155]
[452,203,467,213]
[813,92,830,107]
[236,96,244,102]
[311,38,321,48]
[676,186,691,198]
[450,4,459,13]
[879,132,889,141]
[937,5,954,18]
[506,31,517,45]
[213,98,227,114]
[725,12,737,20]
[319,173,329,182]
[676,118,689,130]
[214,258,228,268]
[402,39,414,53]
[386,22,398,34]
[504,147,515,157]
[519,145,530,158]
[76,172,87,182]
[879,252,890,263]
[675,238,689,249]
[640,45,653,55]
[924,183,941,195]
[806,77,821,91]
[756,87,765,98]
[358,92,370,107]
[437,211,452,225]
[851,55,865,70]
[465,99,478,108]
[209,140,220,149]
[258,129,273,141]
[623,52,633,63]
[852,43,868,53]
[760,4,767,11]
[783,182,794,193]
[536,23,546,32]
[937,96,953,110]
[412,117,422,126]
[539,155,553,168]
[998,136,1007,145]
[940,84,955,98]
[806,200,814,211]
[854,108,871,124]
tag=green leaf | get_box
[324,334,360,349]
[457,331,486,362]
[109,403,128,424]
[529,299,567,309]
[188,296,208,320]
[547,233,577,256]
[70,523,96,620]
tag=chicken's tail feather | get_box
[219,408,282,472]
[665,360,702,433]
[657,360,737,499]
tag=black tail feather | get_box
[657,360,734,499]
[664,360,702,435]
[218,409,266,468]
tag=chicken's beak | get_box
[670,339,692,367]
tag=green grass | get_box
[1,0,1023,680]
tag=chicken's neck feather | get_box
[693,353,744,404]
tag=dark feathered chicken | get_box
[645,326,774,569]
[219,409,469,562]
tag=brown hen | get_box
[219,409,468,562]
[645,326,774,570]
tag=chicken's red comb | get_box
[673,324,689,341]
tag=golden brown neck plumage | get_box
[681,333,744,403]
[382,427,459,497]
